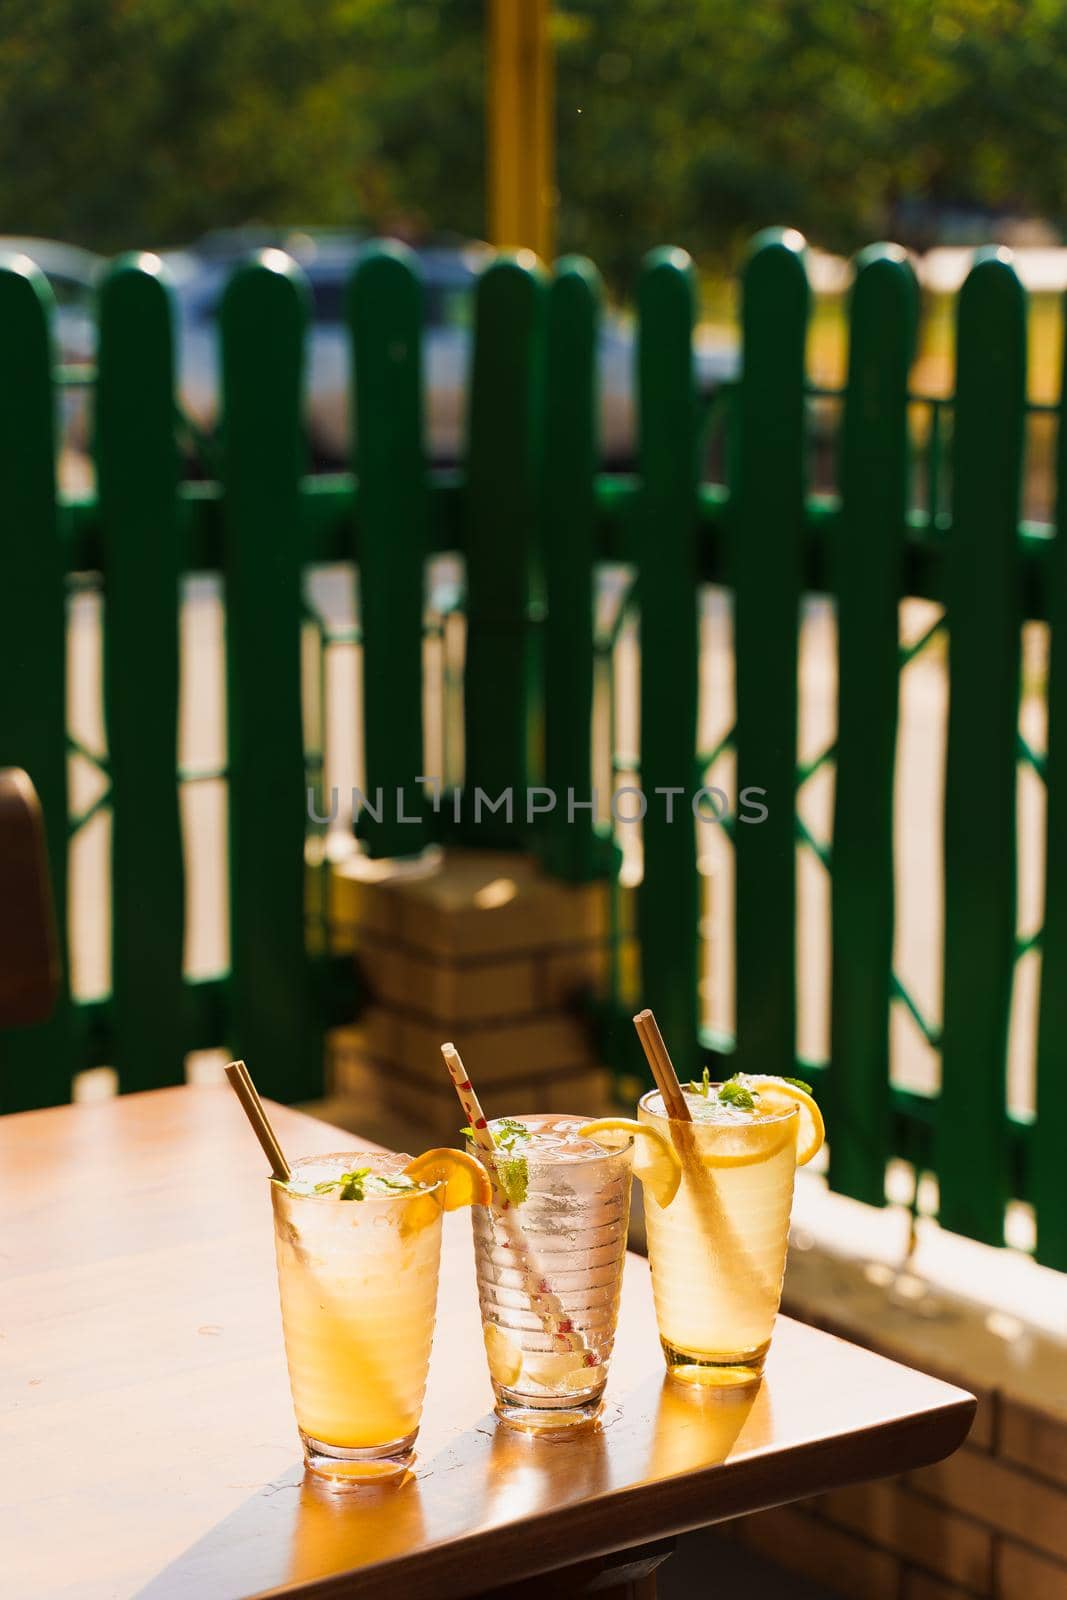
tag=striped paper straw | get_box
[440,1043,594,1362]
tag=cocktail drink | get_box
[271,1150,446,1483]
[638,1074,823,1387]
[229,1055,486,1485]
[470,1114,634,1433]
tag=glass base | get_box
[661,1336,768,1389]
[300,1428,417,1485]
[492,1381,604,1436]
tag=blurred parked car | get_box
[0,239,102,480]
[4,230,739,470]
[0,236,101,349]
[174,229,480,464]
[174,229,738,466]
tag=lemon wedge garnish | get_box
[483,1322,523,1385]
[403,1147,492,1210]
[579,1118,682,1208]
[521,1349,601,1388]
[688,1123,797,1169]
[398,1190,445,1237]
[732,1075,825,1166]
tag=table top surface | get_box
[0,1086,975,1600]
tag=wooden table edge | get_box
[6,1091,976,1600]
[253,1390,976,1600]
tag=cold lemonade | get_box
[639,1074,821,1386]
[271,1151,444,1481]
[470,1114,634,1432]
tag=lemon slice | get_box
[484,1322,523,1385]
[734,1075,825,1166]
[398,1190,446,1237]
[521,1348,596,1387]
[403,1147,492,1210]
[691,1122,798,1169]
[579,1118,682,1208]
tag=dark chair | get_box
[0,768,60,1027]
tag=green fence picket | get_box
[97,255,185,1090]
[0,227,1056,1260]
[463,253,545,841]
[1033,288,1067,1268]
[733,230,809,1077]
[220,254,318,1101]
[829,246,918,1204]
[541,255,599,881]
[0,259,71,1111]
[349,242,429,857]
[636,247,700,1078]
[938,251,1026,1245]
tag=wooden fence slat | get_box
[350,242,429,857]
[463,253,545,840]
[1032,289,1067,1268]
[733,229,809,1077]
[636,246,700,1078]
[97,255,185,1091]
[541,255,599,881]
[829,246,918,1205]
[0,258,72,1110]
[938,250,1026,1245]
[220,253,317,1102]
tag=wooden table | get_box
[0,1087,975,1600]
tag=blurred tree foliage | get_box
[0,0,484,249]
[0,0,1063,277]
[555,0,1067,279]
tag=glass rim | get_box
[270,1151,445,1203]
[638,1085,799,1128]
[476,1113,635,1166]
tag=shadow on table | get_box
[134,1380,761,1600]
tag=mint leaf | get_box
[308,1167,416,1200]
[498,1153,529,1207]
[687,1067,712,1098]
[494,1120,531,1202]
[463,1119,531,1151]
[373,1174,417,1193]
[718,1080,758,1111]
[495,1118,532,1153]
[311,1167,373,1201]
[460,1119,531,1204]
[782,1075,813,1095]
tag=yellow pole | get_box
[487,0,555,262]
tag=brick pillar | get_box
[325,848,635,1148]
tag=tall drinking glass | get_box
[470,1114,633,1434]
[638,1089,799,1387]
[271,1151,444,1483]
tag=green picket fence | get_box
[0,231,1062,1269]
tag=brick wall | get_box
[730,1236,1067,1600]
[733,1415,1067,1599]
[322,847,636,1145]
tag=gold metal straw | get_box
[633,1008,692,1122]
[632,1011,774,1298]
[224,1059,291,1182]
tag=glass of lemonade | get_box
[638,1086,800,1387]
[271,1151,444,1484]
[470,1114,634,1434]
